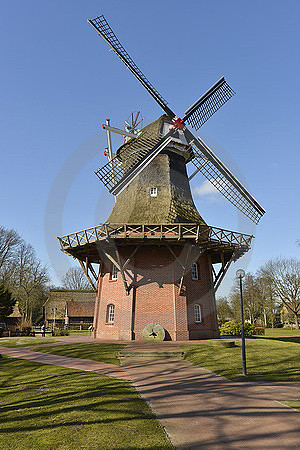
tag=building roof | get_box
[44,290,96,320]
[44,289,95,305]
[67,299,95,317]
[116,114,192,165]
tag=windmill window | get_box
[191,263,199,280]
[149,187,157,197]
[111,264,118,280]
[107,304,115,323]
[194,304,202,323]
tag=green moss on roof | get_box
[117,115,169,159]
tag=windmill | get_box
[89,15,265,225]
[57,15,265,341]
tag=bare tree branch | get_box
[62,267,91,290]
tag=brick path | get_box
[123,356,300,449]
[0,346,128,378]
[1,340,300,448]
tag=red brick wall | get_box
[185,253,219,339]
[93,245,219,340]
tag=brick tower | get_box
[57,14,265,341]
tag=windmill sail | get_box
[90,14,265,224]
[95,127,176,194]
[89,16,236,128]
[88,15,175,118]
[183,77,235,130]
[184,128,266,224]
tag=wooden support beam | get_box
[214,251,237,292]
[87,259,98,285]
[123,246,139,271]
[77,258,97,291]
[102,250,129,293]
[213,264,224,286]
[115,247,130,295]
[102,246,139,296]
[166,244,205,295]
[211,264,217,280]
[178,246,193,295]
[166,245,185,269]
[103,251,122,272]
[221,251,225,268]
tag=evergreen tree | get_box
[0,284,15,320]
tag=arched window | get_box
[107,304,115,323]
[194,304,202,323]
[191,263,198,280]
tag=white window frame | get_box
[191,263,198,280]
[107,304,115,323]
[111,264,118,280]
[149,187,157,197]
[194,304,202,323]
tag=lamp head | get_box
[236,269,245,279]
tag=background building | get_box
[44,290,95,329]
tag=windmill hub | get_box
[172,116,186,130]
[57,14,265,341]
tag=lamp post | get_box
[236,269,247,376]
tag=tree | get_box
[0,284,15,320]
[229,273,264,324]
[216,297,232,323]
[0,226,21,277]
[254,273,276,327]
[5,242,49,324]
[0,226,50,325]
[260,258,300,329]
[62,267,90,290]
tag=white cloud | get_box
[192,179,219,198]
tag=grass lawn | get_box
[0,357,171,449]
[282,401,300,412]
[33,343,126,366]
[0,338,59,347]
[182,339,300,382]
[68,330,89,336]
[263,328,300,337]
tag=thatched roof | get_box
[67,299,95,317]
[44,290,95,320]
[107,115,205,225]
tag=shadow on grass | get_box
[256,336,300,344]
[182,342,300,382]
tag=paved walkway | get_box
[0,346,128,378]
[1,340,300,448]
[123,356,300,449]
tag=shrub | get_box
[21,326,32,336]
[220,320,254,337]
[52,327,69,336]
[253,327,265,335]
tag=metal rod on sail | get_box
[105,119,116,202]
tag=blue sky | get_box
[1,0,299,297]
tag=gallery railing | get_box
[58,223,253,250]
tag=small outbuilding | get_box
[44,289,96,329]
[6,301,22,331]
